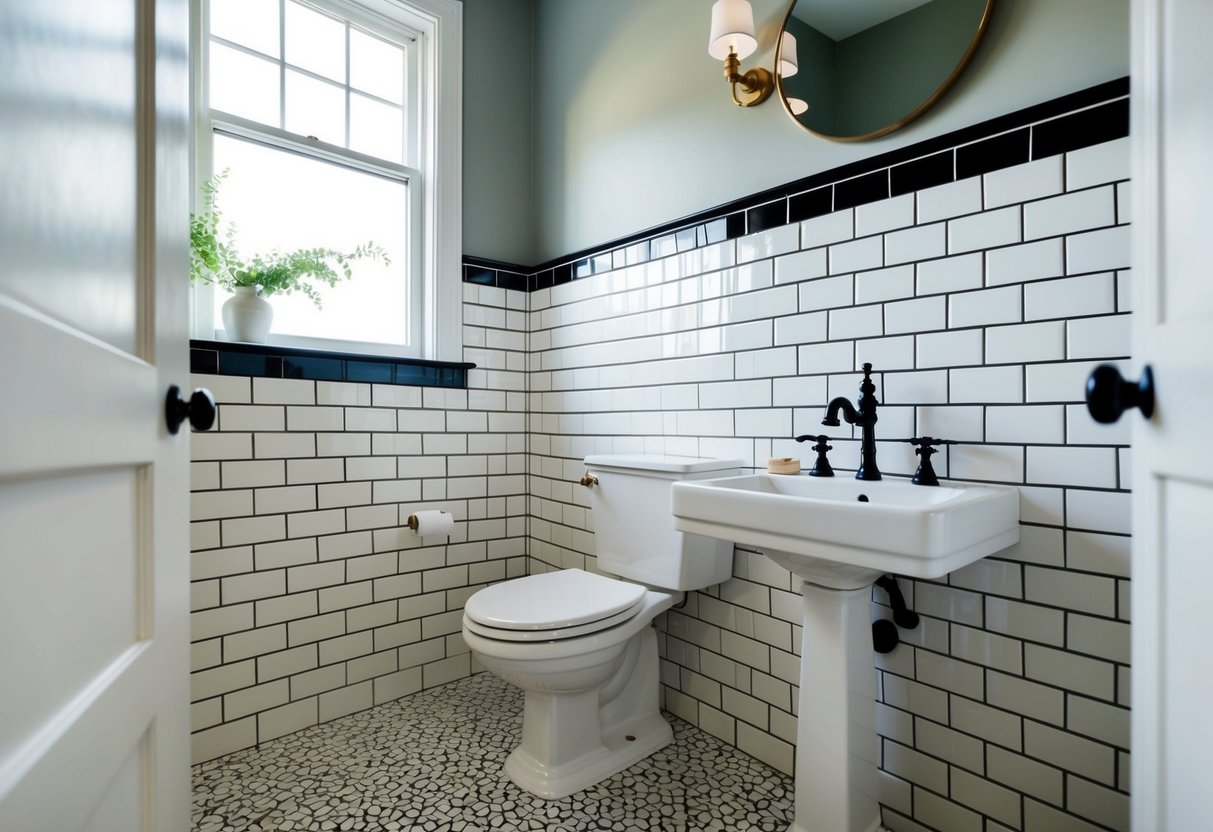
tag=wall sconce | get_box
[707,0,773,107]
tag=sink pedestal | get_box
[790,577,883,832]
[669,473,1021,832]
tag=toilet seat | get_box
[463,569,647,642]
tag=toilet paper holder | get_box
[405,511,453,538]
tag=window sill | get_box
[190,339,474,389]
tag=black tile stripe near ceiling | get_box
[189,340,474,388]
[462,78,1130,293]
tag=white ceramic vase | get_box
[221,286,273,343]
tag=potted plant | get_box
[189,173,388,343]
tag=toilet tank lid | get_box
[584,454,744,474]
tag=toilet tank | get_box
[584,455,742,591]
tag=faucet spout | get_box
[821,397,857,428]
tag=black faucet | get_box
[822,363,881,481]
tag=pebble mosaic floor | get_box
[192,672,793,832]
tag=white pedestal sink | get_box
[671,473,1019,832]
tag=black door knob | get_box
[1085,364,1155,424]
[165,386,216,434]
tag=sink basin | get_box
[671,474,1019,588]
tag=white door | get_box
[1130,0,1213,827]
[0,0,193,830]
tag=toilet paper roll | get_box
[407,510,455,537]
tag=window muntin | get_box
[208,0,410,165]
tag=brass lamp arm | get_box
[722,50,773,107]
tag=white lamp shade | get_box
[788,97,809,116]
[779,31,799,77]
[708,0,758,61]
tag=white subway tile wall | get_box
[526,137,1131,831]
[188,285,528,764]
[188,130,1131,831]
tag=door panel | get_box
[0,0,191,829]
[1131,0,1213,826]
[82,735,148,832]
[0,469,142,761]
[1161,477,1213,831]
[0,0,141,354]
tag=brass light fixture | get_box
[707,0,774,107]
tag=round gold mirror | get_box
[776,0,996,142]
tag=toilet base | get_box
[495,625,673,799]
[505,709,673,800]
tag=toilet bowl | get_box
[462,569,676,798]
[461,455,742,799]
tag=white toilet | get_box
[461,454,741,799]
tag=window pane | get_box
[350,28,404,105]
[209,42,280,126]
[212,133,409,346]
[210,0,279,58]
[285,1,346,83]
[285,70,345,145]
[349,93,403,164]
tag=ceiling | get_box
[791,0,934,41]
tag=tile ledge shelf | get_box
[189,339,475,389]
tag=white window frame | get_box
[190,0,462,361]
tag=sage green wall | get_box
[833,0,985,136]
[463,0,534,265]
[530,0,1128,263]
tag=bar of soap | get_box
[767,457,801,475]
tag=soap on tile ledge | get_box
[767,457,801,475]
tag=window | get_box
[193,0,462,359]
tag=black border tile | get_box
[1032,98,1130,160]
[725,212,746,240]
[496,271,527,292]
[956,128,1030,179]
[191,339,472,389]
[746,201,788,234]
[789,186,833,223]
[283,356,343,381]
[346,360,393,383]
[191,347,218,375]
[463,265,496,286]
[834,170,890,210]
[890,151,954,196]
[530,269,554,292]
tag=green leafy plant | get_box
[189,172,388,307]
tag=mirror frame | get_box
[776,0,997,143]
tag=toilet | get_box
[461,454,742,799]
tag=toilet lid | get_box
[462,602,643,642]
[464,569,647,632]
